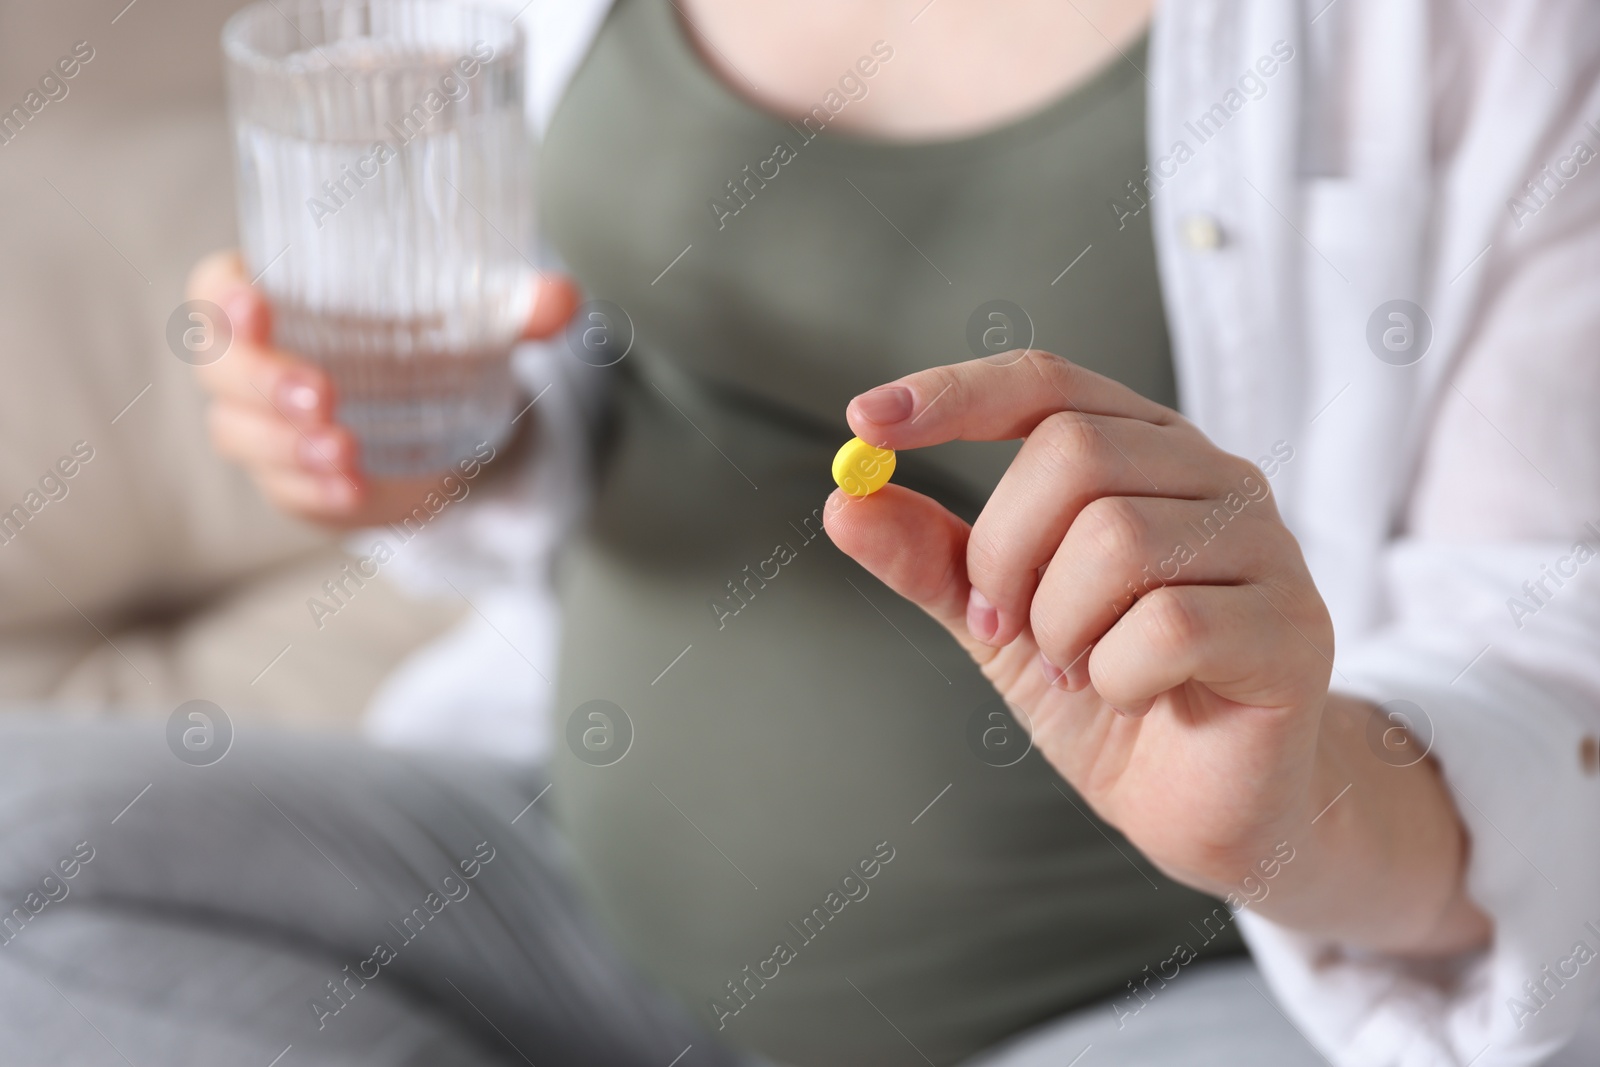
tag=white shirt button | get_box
[1181,214,1224,251]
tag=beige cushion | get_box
[0,3,463,727]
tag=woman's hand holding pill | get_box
[826,351,1491,955]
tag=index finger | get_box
[187,250,335,422]
[187,249,266,344]
[846,350,1179,449]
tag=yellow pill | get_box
[832,437,896,497]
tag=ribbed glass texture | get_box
[223,1,532,476]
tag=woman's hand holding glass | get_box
[186,250,579,527]
[826,351,1492,957]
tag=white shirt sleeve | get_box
[1235,108,1600,1066]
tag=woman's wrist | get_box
[1230,693,1493,957]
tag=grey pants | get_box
[0,718,1352,1067]
[0,718,754,1067]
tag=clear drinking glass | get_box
[223,0,531,477]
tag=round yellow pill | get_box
[832,437,896,497]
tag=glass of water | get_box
[223,0,532,477]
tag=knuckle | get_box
[1077,496,1147,566]
[1137,588,1202,655]
[1231,512,1299,580]
[1036,411,1104,470]
[1024,349,1075,381]
[1281,583,1335,656]
[1256,514,1299,559]
[1223,453,1268,495]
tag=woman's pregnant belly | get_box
[545,362,1242,1066]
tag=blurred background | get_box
[0,0,463,729]
[5,6,1600,1067]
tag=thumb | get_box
[822,485,991,661]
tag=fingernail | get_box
[1062,659,1091,693]
[966,587,998,644]
[854,386,913,424]
[297,432,342,471]
[278,374,321,415]
[1038,653,1067,689]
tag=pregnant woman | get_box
[6,2,1599,1066]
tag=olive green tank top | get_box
[539,3,1241,1065]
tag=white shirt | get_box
[369,2,1600,1063]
